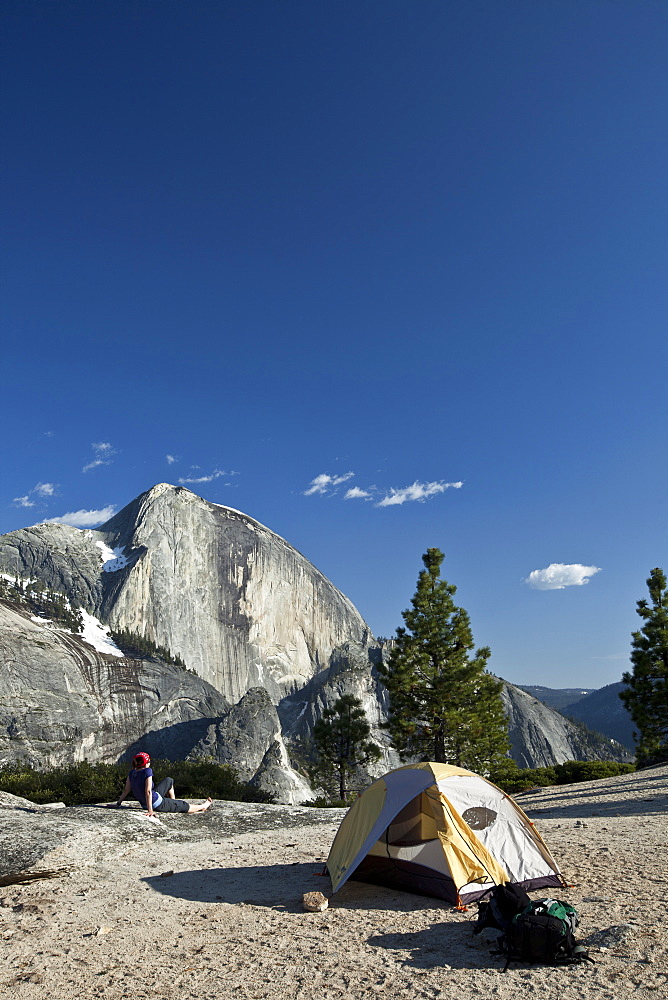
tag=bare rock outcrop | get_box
[0,601,313,802]
[186,688,312,804]
[250,739,313,805]
[189,687,282,782]
[0,795,345,879]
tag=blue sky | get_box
[2,1,666,690]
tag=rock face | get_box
[0,600,230,769]
[0,601,314,803]
[0,484,374,704]
[0,483,632,801]
[278,641,400,779]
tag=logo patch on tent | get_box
[462,806,497,830]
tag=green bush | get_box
[486,759,554,792]
[0,758,273,806]
[151,757,274,802]
[552,760,635,784]
[0,760,126,806]
[489,758,635,794]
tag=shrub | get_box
[0,760,126,806]
[153,758,274,803]
[552,760,635,784]
[489,758,635,794]
[0,758,273,806]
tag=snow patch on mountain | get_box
[29,615,65,632]
[1,572,36,586]
[96,541,129,572]
[79,610,124,657]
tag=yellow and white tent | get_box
[327,762,564,905]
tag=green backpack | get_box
[495,898,594,971]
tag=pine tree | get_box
[620,568,668,765]
[378,548,509,772]
[313,694,381,801]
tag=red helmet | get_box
[132,752,151,768]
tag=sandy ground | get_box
[0,766,666,1000]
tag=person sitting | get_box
[111,752,212,816]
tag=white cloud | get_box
[166,454,178,464]
[178,469,237,484]
[303,472,355,496]
[376,480,463,507]
[524,563,602,590]
[45,505,117,528]
[34,482,56,497]
[82,442,116,473]
[345,487,372,500]
[11,482,59,507]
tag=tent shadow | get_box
[334,880,456,914]
[367,923,500,970]
[143,862,329,911]
[145,862,468,918]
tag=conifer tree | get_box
[620,567,668,765]
[378,548,509,772]
[313,694,381,801]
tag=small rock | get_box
[160,870,174,878]
[302,891,328,912]
[83,925,112,938]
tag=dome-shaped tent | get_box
[327,763,564,905]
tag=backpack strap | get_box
[572,944,595,965]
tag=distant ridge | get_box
[562,682,635,751]
[518,685,595,712]
[518,682,635,752]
